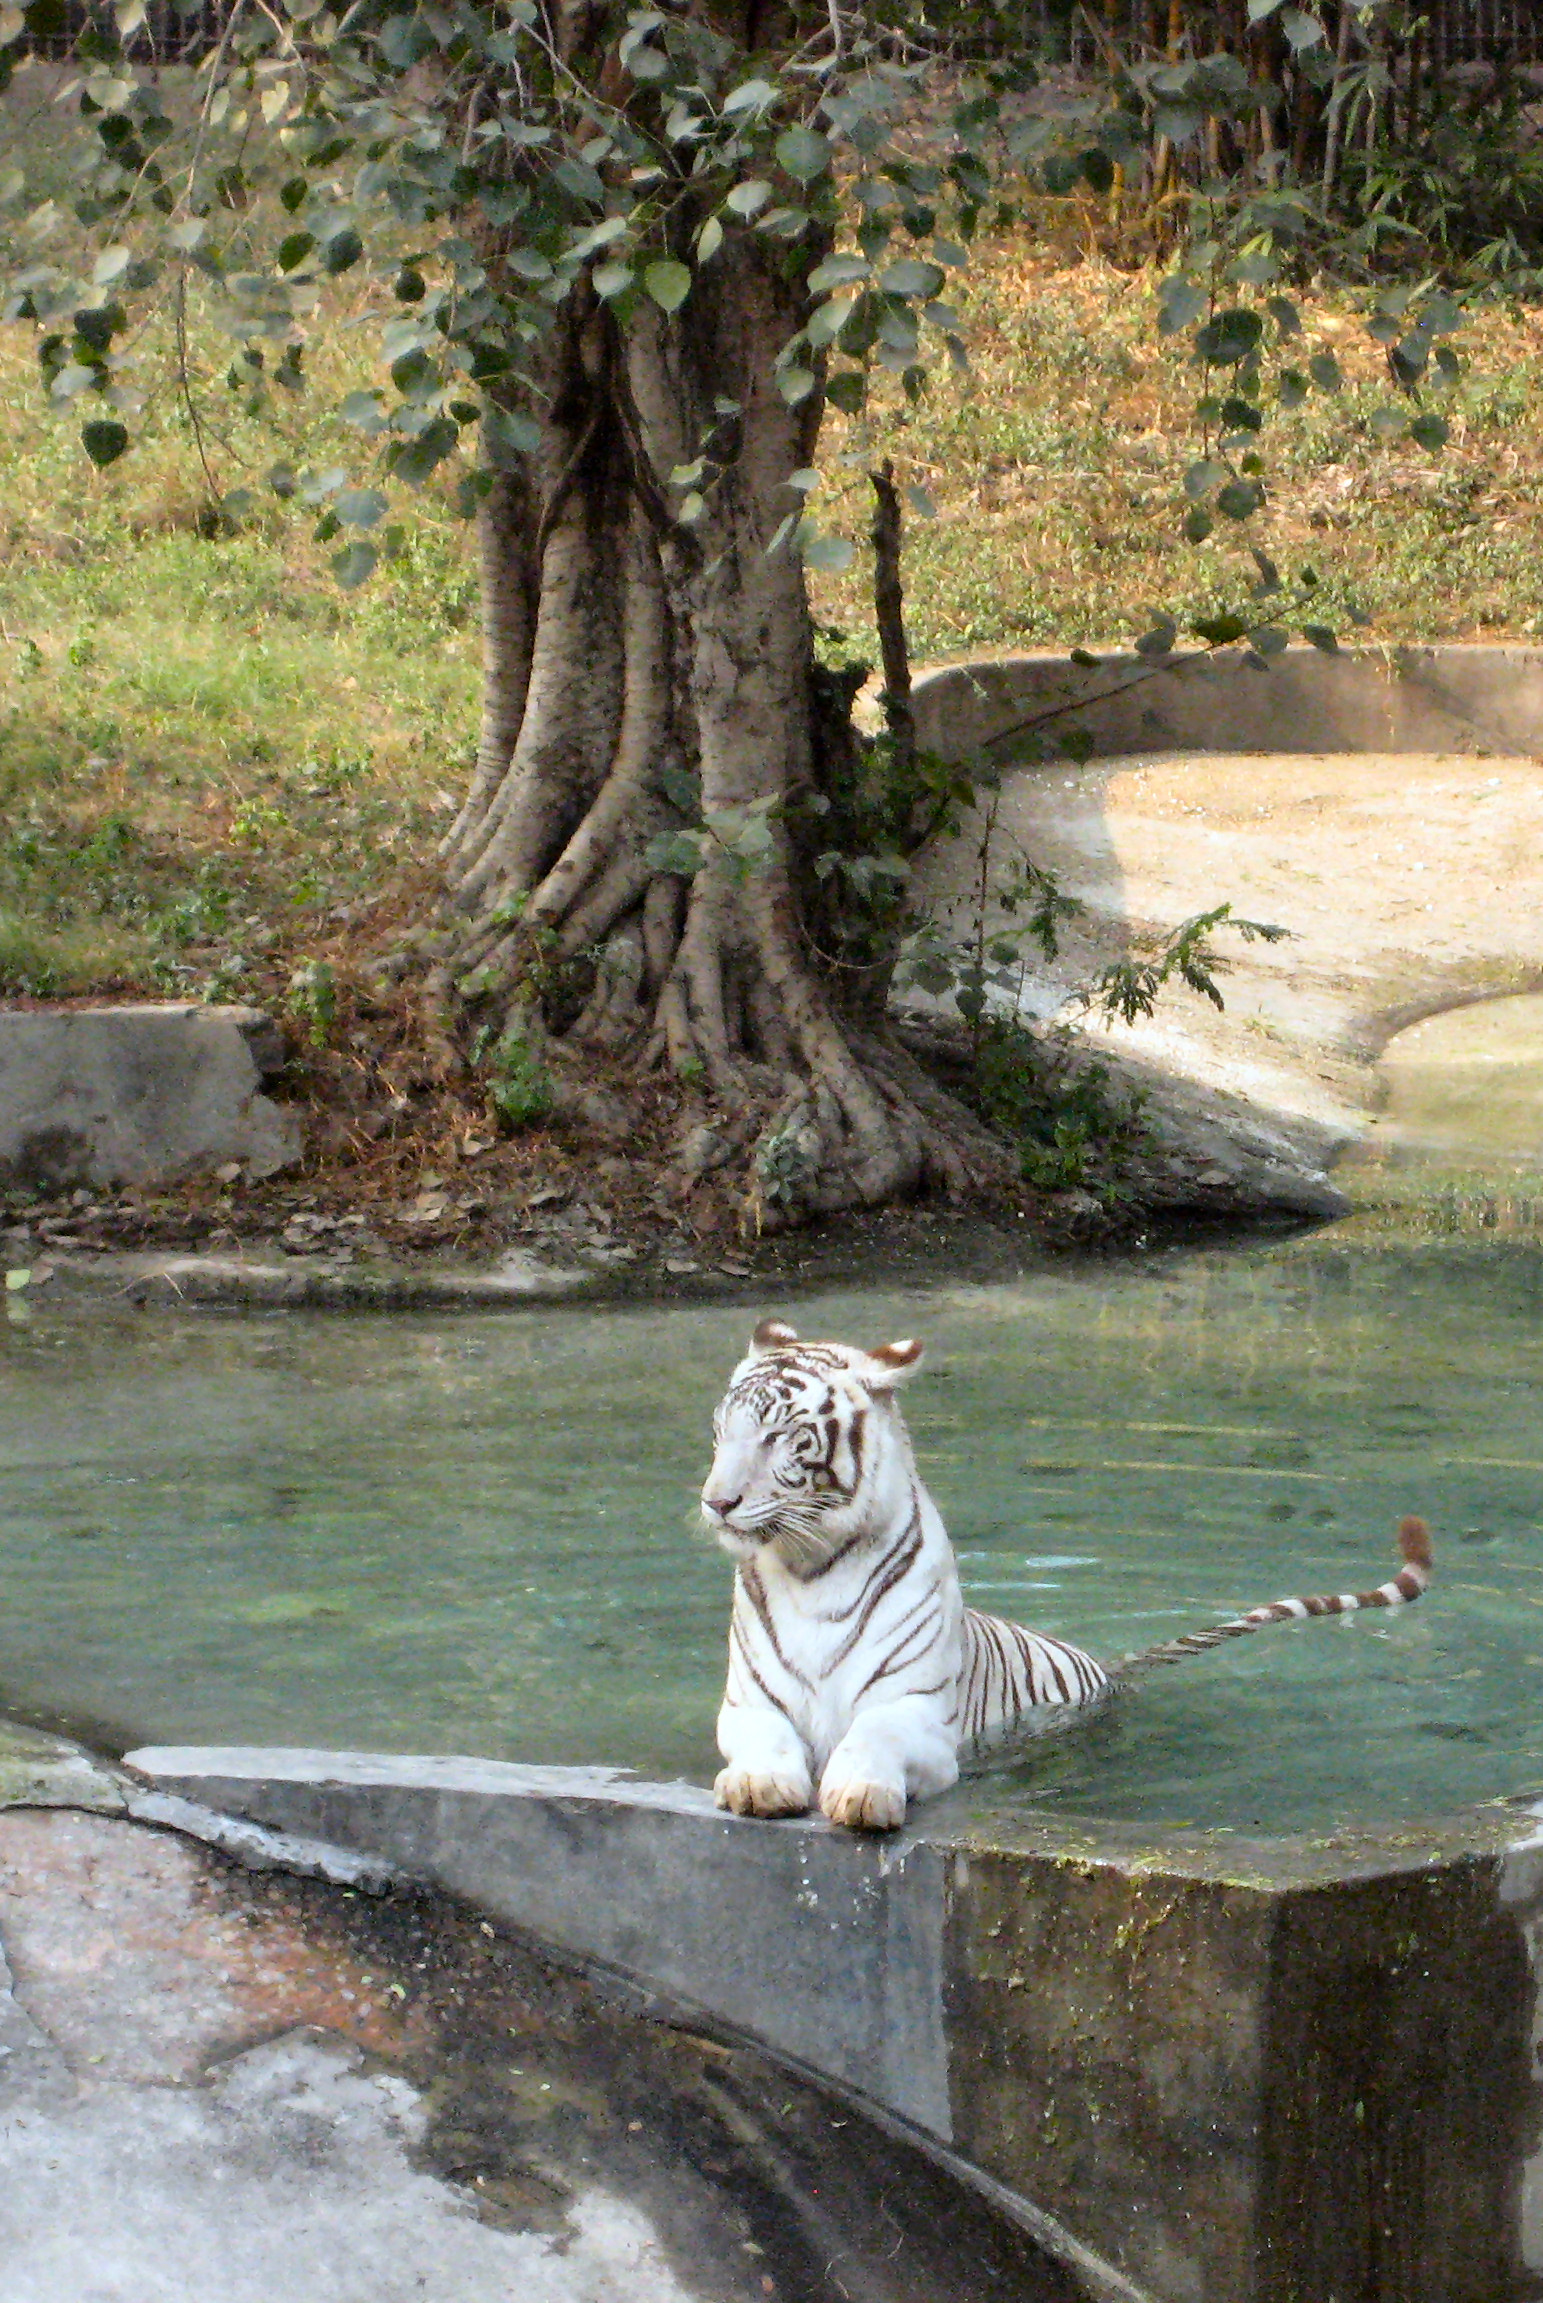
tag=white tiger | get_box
[701,1318,1434,1833]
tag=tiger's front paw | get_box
[818,1771,907,1834]
[715,1764,813,1819]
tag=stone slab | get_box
[31,1244,597,1309]
[124,1743,1543,2303]
[0,1004,299,1191]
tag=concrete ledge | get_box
[0,1005,299,1190]
[910,641,1543,763]
[125,1744,1543,2303]
[30,1246,597,1309]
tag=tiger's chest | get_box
[736,1514,966,1755]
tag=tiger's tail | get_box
[1112,1515,1433,1685]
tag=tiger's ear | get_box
[752,1317,799,1352]
[867,1337,923,1389]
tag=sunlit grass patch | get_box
[808,251,1543,661]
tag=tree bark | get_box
[435,234,1009,1227]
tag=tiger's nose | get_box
[702,1492,742,1519]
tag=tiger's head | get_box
[701,1316,924,1573]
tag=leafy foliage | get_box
[0,0,1496,1206]
[481,1026,554,1131]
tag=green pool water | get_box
[5,1236,1542,1836]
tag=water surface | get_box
[5,1239,1541,1836]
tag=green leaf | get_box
[1253,625,1290,657]
[1216,478,1263,519]
[1278,367,1308,409]
[825,369,865,415]
[331,539,378,589]
[278,231,314,272]
[1183,458,1228,500]
[1278,6,1325,50]
[880,258,945,300]
[1069,646,1102,668]
[4,1268,31,1292]
[592,259,634,299]
[485,405,542,456]
[339,389,384,428]
[696,214,723,263]
[323,227,363,275]
[807,253,870,294]
[643,258,692,313]
[1192,613,1248,645]
[658,761,699,813]
[775,127,830,183]
[904,484,937,519]
[1267,296,1300,337]
[645,829,709,876]
[724,179,772,218]
[1302,624,1339,653]
[81,418,129,467]
[1134,618,1177,658]
[552,155,604,205]
[1156,276,1207,336]
[1420,293,1464,338]
[722,77,777,115]
[801,529,854,572]
[776,365,816,404]
[1308,350,1341,392]
[1182,506,1214,543]
[389,417,458,484]
[1194,308,1264,365]
[337,487,389,527]
[1409,412,1449,451]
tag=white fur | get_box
[701,1323,1106,1832]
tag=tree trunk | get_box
[437,234,1009,1229]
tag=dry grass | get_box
[809,242,1543,661]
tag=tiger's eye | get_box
[811,1468,834,1490]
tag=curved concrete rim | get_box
[906,639,1543,762]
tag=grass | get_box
[809,240,1543,663]
[4,68,1543,1014]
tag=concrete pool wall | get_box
[907,640,1543,763]
[127,1745,1543,2303]
[903,641,1543,1232]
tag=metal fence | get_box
[1043,1,1543,70]
[32,0,1543,69]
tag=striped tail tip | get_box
[1398,1514,1434,1576]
